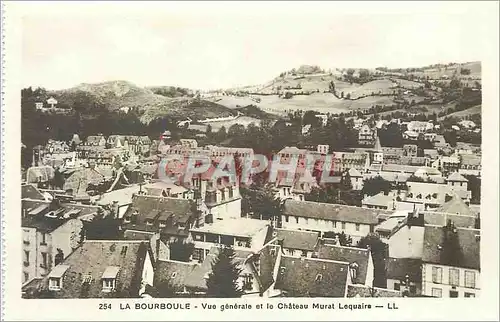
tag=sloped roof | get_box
[26,166,55,183]
[422,225,480,270]
[435,195,475,217]
[447,172,468,182]
[184,247,252,291]
[283,200,391,225]
[22,184,45,200]
[316,244,370,285]
[275,256,349,297]
[42,240,151,298]
[154,260,197,291]
[386,257,422,283]
[346,284,402,298]
[348,168,362,177]
[362,192,393,208]
[63,167,106,195]
[273,228,319,251]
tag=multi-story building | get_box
[280,200,392,244]
[421,224,480,298]
[358,125,376,146]
[21,198,100,285]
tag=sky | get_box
[19,1,492,91]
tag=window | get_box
[449,268,459,286]
[341,222,346,230]
[123,216,131,224]
[431,288,442,298]
[295,217,299,224]
[289,249,295,256]
[41,252,48,268]
[192,249,203,262]
[24,251,30,265]
[159,221,166,228]
[49,277,61,291]
[332,221,337,228]
[449,290,459,298]
[432,266,442,284]
[315,274,323,282]
[301,250,308,257]
[24,272,29,283]
[171,272,177,279]
[464,292,475,298]
[355,224,360,232]
[285,215,289,223]
[146,220,153,226]
[102,278,116,292]
[41,233,47,245]
[394,283,400,291]
[465,271,476,288]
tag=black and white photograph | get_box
[2,1,499,321]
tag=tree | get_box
[169,239,194,262]
[206,246,242,298]
[240,185,281,224]
[362,176,392,197]
[357,233,388,288]
[463,174,481,204]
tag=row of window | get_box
[431,288,475,298]
[48,277,116,292]
[23,233,48,245]
[432,266,476,288]
[283,216,361,231]
[23,251,49,268]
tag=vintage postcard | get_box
[1,1,499,321]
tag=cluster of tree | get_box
[304,173,362,206]
[463,174,481,205]
[169,239,195,262]
[240,184,282,223]
[357,233,388,288]
[149,86,194,98]
[361,176,392,197]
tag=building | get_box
[386,257,422,296]
[407,121,433,134]
[332,151,370,173]
[189,218,271,262]
[317,144,329,155]
[85,135,107,147]
[432,156,460,175]
[316,244,374,286]
[33,240,154,298]
[22,199,100,285]
[421,224,480,298]
[179,139,198,149]
[358,125,376,146]
[281,200,391,244]
[272,228,319,258]
[458,155,481,177]
[47,97,58,108]
[348,168,363,190]
[274,256,350,297]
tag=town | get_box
[21,62,482,299]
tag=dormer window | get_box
[159,221,166,228]
[49,277,62,291]
[315,274,323,282]
[146,219,154,226]
[124,216,131,224]
[102,266,120,292]
[48,264,70,291]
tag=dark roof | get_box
[22,200,100,233]
[42,240,151,298]
[123,230,155,240]
[283,200,391,225]
[422,225,480,270]
[316,244,370,285]
[256,244,280,292]
[122,195,195,236]
[434,195,476,218]
[273,229,319,251]
[386,258,422,283]
[22,184,46,200]
[154,260,197,292]
[275,256,349,297]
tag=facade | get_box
[358,125,375,146]
[281,200,391,244]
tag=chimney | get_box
[112,201,119,218]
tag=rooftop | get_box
[273,228,319,251]
[191,218,270,238]
[316,244,371,284]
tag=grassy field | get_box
[438,105,482,120]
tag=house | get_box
[358,125,375,146]
[458,155,481,177]
[348,168,363,190]
[143,181,192,199]
[272,228,319,258]
[405,182,471,208]
[36,240,154,298]
[407,121,433,134]
[35,102,44,110]
[274,256,350,297]
[317,144,329,155]
[179,139,198,149]
[189,218,271,262]
[62,166,109,198]
[362,192,395,210]
[281,200,392,244]
[446,172,469,190]
[85,135,107,147]
[386,258,422,296]
[21,198,100,285]
[122,194,200,246]
[421,224,480,298]
[332,151,370,173]
[403,130,419,141]
[316,244,374,287]
[432,156,460,175]
[153,259,197,296]
[47,97,58,108]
